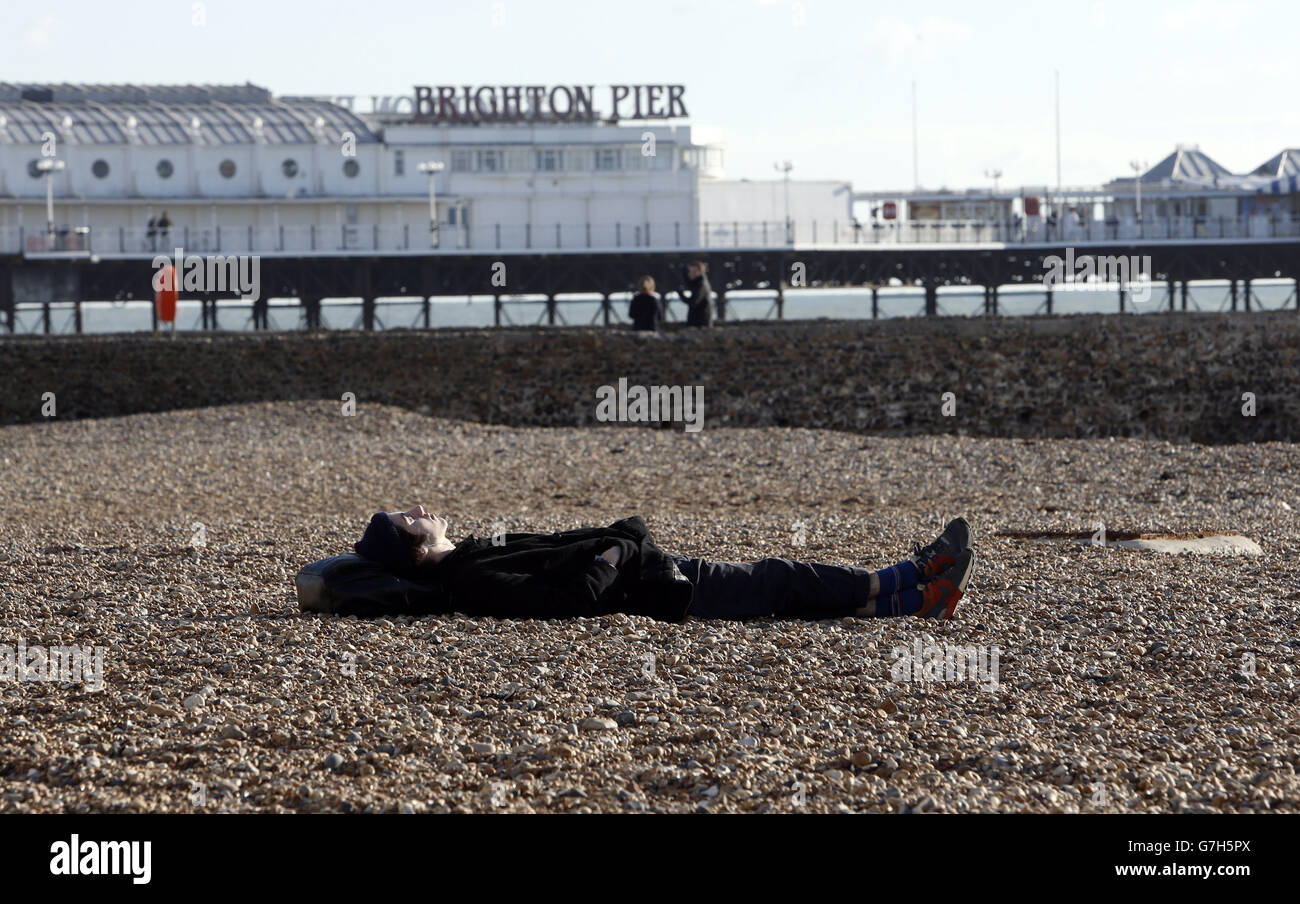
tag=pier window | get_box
[282,159,299,178]
[219,159,237,179]
[535,148,564,172]
[91,159,109,179]
[343,159,360,178]
[681,146,721,171]
[452,150,472,172]
[394,149,405,176]
[594,148,622,171]
[476,149,503,172]
[156,159,174,179]
[27,160,42,178]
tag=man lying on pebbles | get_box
[350,507,975,622]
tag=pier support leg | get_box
[924,283,937,317]
[1230,279,1238,312]
[0,268,13,333]
[775,283,785,320]
[1244,279,1252,312]
[74,300,82,334]
[1045,285,1053,315]
[990,285,999,317]
[1180,280,1189,312]
[716,288,727,323]
[494,295,502,327]
[1167,279,1176,312]
[546,294,557,326]
[302,297,322,331]
[871,285,879,320]
[42,302,51,334]
[602,293,611,327]
[423,296,431,330]
[1118,283,1126,313]
[1295,277,1299,312]
[210,297,220,331]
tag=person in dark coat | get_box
[628,275,664,331]
[678,261,714,327]
[342,507,976,623]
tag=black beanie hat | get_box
[354,512,416,577]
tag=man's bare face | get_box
[386,505,448,547]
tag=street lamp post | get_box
[36,158,66,244]
[418,160,446,247]
[984,169,1003,236]
[774,160,793,244]
[1129,160,1146,237]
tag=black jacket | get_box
[628,292,663,331]
[297,516,693,622]
[425,515,692,621]
[678,274,713,327]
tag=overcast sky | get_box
[4,0,1295,190]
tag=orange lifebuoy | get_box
[155,264,178,322]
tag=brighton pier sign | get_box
[316,85,688,123]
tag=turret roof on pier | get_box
[1251,149,1300,179]
[1141,145,1233,185]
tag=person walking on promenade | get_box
[340,508,976,623]
[146,215,157,252]
[628,276,664,331]
[678,261,714,327]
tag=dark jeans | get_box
[669,555,871,620]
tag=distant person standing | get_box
[157,211,172,245]
[146,216,157,252]
[628,276,664,331]
[678,260,713,327]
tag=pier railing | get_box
[6,213,1299,258]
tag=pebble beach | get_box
[1,399,1297,813]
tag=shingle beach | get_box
[2,400,1296,812]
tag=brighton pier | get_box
[3,235,1297,335]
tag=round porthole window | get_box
[157,159,174,179]
[27,159,43,178]
[282,158,299,178]
[343,159,360,178]
[92,159,110,178]
[219,159,237,178]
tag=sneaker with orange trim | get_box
[916,548,975,620]
[909,517,972,580]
